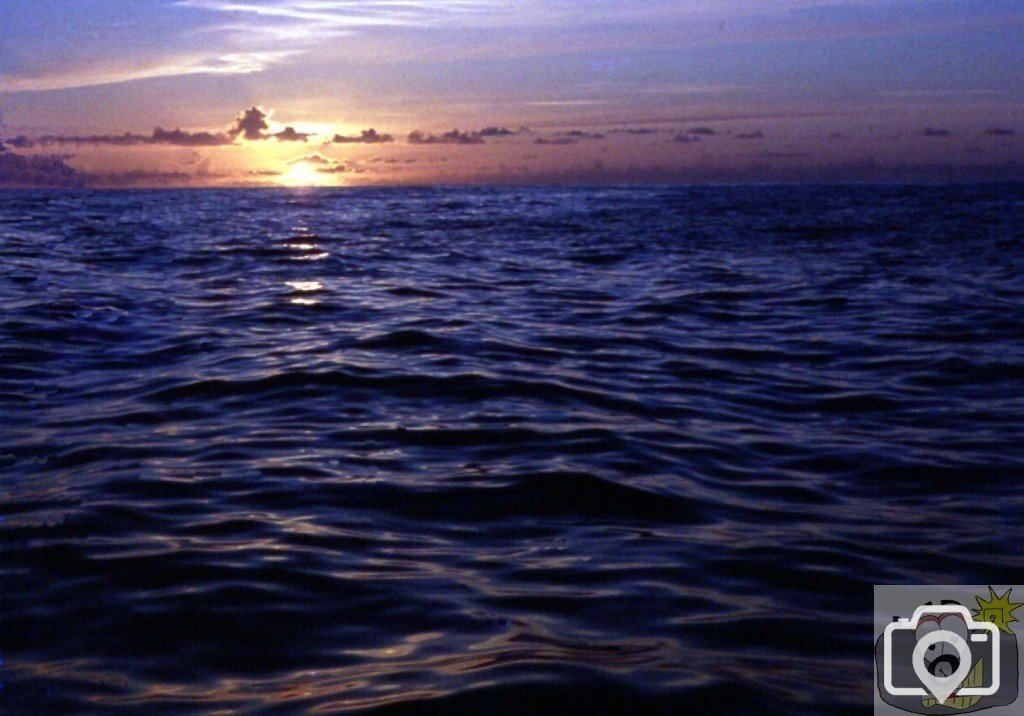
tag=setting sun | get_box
[281,163,329,187]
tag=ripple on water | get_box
[2,184,1024,714]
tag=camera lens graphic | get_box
[928,653,959,678]
[912,630,972,703]
[915,613,970,678]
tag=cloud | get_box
[530,130,604,145]
[273,126,312,142]
[736,131,765,140]
[0,155,201,188]
[178,0,500,34]
[248,169,282,176]
[288,152,335,165]
[1,135,35,149]
[406,126,529,144]
[0,145,86,187]
[534,136,577,145]
[4,1,1020,95]
[0,51,302,93]
[408,129,485,145]
[32,107,308,146]
[24,0,498,95]
[612,128,660,135]
[332,128,394,144]
[152,127,233,146]
[687,127,717,136]
[285,151,349,174]
[673,134,701,144]
[473,127,516,137]
[559,130,605,140]
[923,127,952,137]
[985,127,1016,136]
[194,158,230,178]
[35,126,234,147]
[221,106,310,142]
[88,170,194,188]
[228,106,270,141]
[36,132,150,147]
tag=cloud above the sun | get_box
[229,106,311,142]
[285,151,349,174]
[21,106,314,147]
[287,152,334,165]
[228,106,270,140]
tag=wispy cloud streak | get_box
[179,0,501,27]
[2,0,507,91]
[177,0,506,49]
[0,51,300,93]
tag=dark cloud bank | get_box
[0,140,200,187]
[406,127,524,145]
[0,140,85,187]
[23,106,311,148]
[409,129,485,145]
[332,129,394,144]
[533,130,605,145]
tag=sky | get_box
[1,0,1022,186]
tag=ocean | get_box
[2,184,1023,714]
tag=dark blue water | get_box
[2,185,1024,714]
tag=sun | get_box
[281,163,324,187]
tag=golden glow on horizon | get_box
[280,163,334,187]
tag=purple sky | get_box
[1,0,1022,185]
